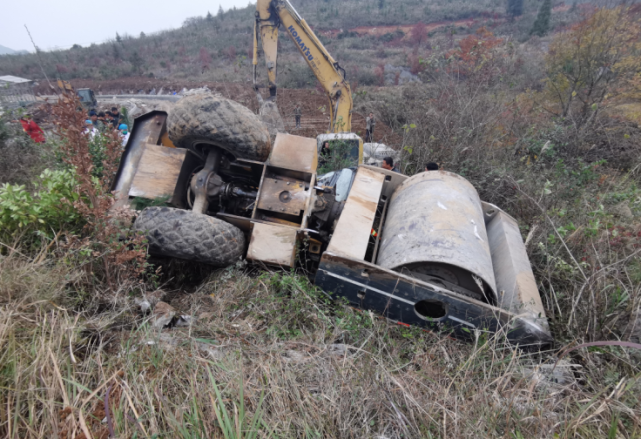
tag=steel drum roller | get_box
[377,171,497,302]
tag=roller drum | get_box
[377,171,497,301]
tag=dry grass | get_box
[1,252,640,438]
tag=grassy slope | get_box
[2,254,639,439]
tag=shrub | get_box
[356,69,379,86]
[0,169,82,245]
[46,90,148,286]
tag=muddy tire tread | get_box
[134,207,245,266]
[168,94,271,161]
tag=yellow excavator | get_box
[253,0,363,164]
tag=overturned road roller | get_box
[114,94,552,347]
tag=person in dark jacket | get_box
[108,107,122,129]
[319,141,332,167]
[425,162,439,171]
[382,156,400,173]
[88,110,105,132]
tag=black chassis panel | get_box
[315,252,553,348]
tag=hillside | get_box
[0,45,28,56]
[0,0,587,90]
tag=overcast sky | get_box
[1,0,252,53]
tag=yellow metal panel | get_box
[269,133,318,172]
[129,144,186,199]
[160,132,176,148]
[326,167,385,260]
[247,222,297,267]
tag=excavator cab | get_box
[316,133,363,173]
[77,88,97,108]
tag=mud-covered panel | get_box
[315,252,553,347]
[129,144,187,200]
[326,167,385,260]
[269,133,318,172]
[247,222,297,267]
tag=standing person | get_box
[97,112,108,130]
[88,110,105,132]
[381,157,400,173]
[365,112,376,142]
[294,104,302,129]
[319,141,332,168]
[108,106,122,129]
[425,162,439,171]
[118,123,130,146]
[84,120,98,138]
[17,114,46,143]
[118,124,130,146]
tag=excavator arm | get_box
[254,0,352,133]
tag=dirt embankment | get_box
[319,18,478,39]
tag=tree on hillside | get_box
[112,44,121,61]
[542,7,641,128]
[218,5,224,19]
[410,22,428,47]
[446,27,504,86]
[199,47,212,69]
[116,33,122,43]
[206,11,214,22]
[130,51,144,74]
[530,0,552,36]
[506,0,523,19]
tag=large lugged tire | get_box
[168,94,271,161]
[134,207,246,266]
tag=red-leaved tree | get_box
[410,22,428,47]
[52,90,147,288]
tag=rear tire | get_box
[134,207,245,266]
[168,94,271,161]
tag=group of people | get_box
[84,107,129,145]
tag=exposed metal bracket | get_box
[191,148,221,214]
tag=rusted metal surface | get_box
[486,211,550,335]
[257,178,308,216]
[370,196,389,263]
[112,111,169,208]
[377,171,497,301]
[191,148,221,214]
[315,252,553,347]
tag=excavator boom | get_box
[254,0,352,132]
